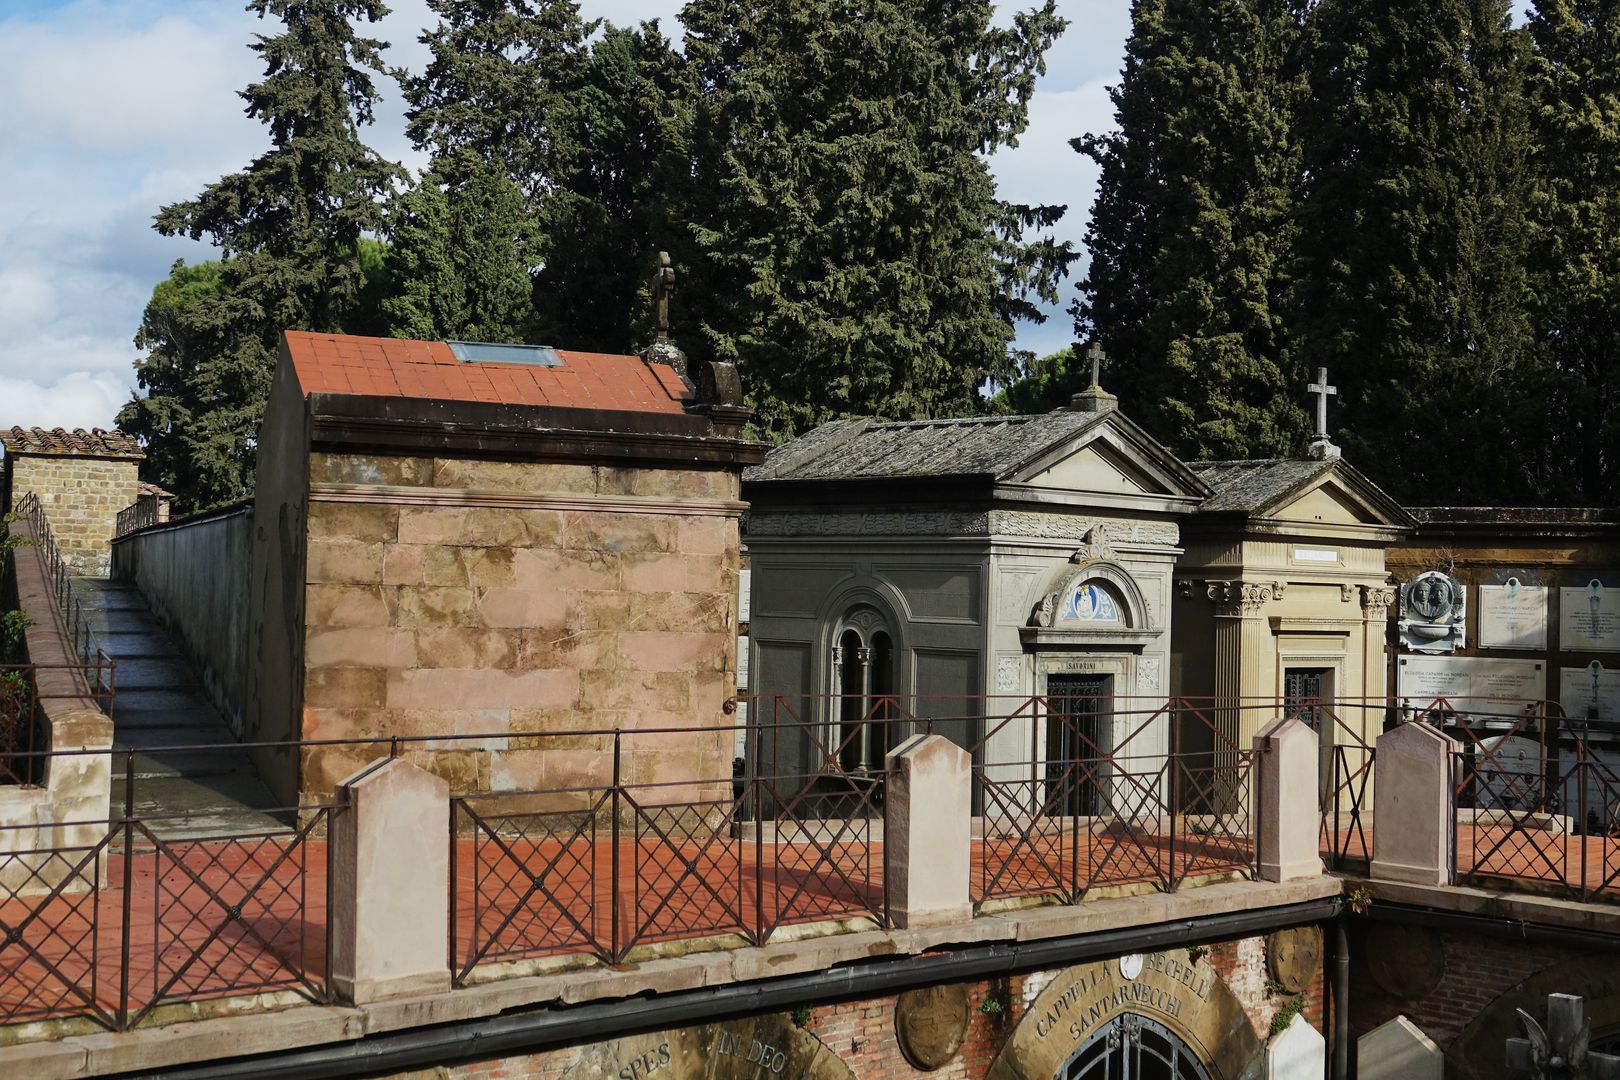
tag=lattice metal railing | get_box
[11,492,116,696]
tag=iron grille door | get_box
[1060,1012,1215,1080]
[1047,675,1110,818]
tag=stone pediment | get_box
[1276,478,1385,528]
[1005,411,1210,504]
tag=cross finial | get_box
[1308,367,1337,440]
[651,251,675,343]
[1087,342,1106,389]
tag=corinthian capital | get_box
[1206,580,1285,617]
[1361,584,1397,618]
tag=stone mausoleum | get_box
[0,426,144,576]
[243,330,765,803]
[744,376,1209,797]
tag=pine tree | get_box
[1074,0,1308,459]
[1525,0,1620,504]
[138,0,403,509]
[678,0,1072,441]
[384,163,537,342]
[1292,0,1535,502]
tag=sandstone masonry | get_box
[1,427,143,578]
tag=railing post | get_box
[1253,716,1323,882]
[884,734,971,929]
[1369,722,1457,886]
[610,730,622,963]
[329,758,450,1003]
[117,748,134,1030]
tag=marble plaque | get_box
[1476,735,1542,810]
[1560,662,1620,724]
[1479,579,1548,650]
[1561,582,1620,652]
[894,984,971,1070]
[1396,655,1545,707]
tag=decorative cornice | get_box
[308,482,746,518]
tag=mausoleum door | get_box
[1058,1012,1212,1080]
[1046,675,1111,816]
[832,616,896,776]
[1284,668,1335,803]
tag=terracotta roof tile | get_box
[0,426,143,459]
[284,332,691,417]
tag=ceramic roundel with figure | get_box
[1061,582,1123,625]
[1399,570,1467,654]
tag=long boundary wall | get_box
[111,505,251,739]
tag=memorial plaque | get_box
[1397,655,1546,708]
[1365,924,1444,1000]
[1560,662,1620,725]
[1476,735,1542,810]
[1399,571,1467,653]
[1479,579,1548,650]
[1266,926,1322,994]
[1560,581,1620,652]
[895,984,971,1070]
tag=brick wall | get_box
[422,936,1316,1079]
[298,452,742,802]
[9,455,139,577]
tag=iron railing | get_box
[113,496,159,539]
[0,745,332,1031]
[12,492,115,696]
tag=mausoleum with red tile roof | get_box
[241,331,766,806]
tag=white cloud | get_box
[0,369,131,431]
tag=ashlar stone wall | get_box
[298,452,742,805]
[10,455,140,577]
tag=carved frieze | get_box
[748,509,1182,547]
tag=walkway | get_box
[74,578,284,839]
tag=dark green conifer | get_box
[1074,0,1308,458]
[130,0,403,509]
[678,0,1072,440]
[1292,0,1534,501]
[1524,0,1620,503]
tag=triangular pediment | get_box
[1006,411,1210,502]
[1276,480,1382,527]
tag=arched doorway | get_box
[1059,1012,1213,1080]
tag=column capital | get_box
[1361,584,1397,620]
[1206,579,1286,618]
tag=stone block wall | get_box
[9,455,140,577]
[297,452,742,804]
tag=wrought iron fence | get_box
[968,698,1258,907]
[1453,736,1620,903]
[0,747,332,1031]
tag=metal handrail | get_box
[11,492,115,696]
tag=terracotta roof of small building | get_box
[283,331,691,416]
[137,481,174,498]
[748,412,1113,482]
[0,426,143,459]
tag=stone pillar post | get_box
[885,734,971,928]
[1369,722,1457,886]
[1208,580,1285,749]
[329,758,450,1003]
[1253,716,1323,881]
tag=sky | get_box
[0,0,1129,430]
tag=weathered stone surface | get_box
[311,452,434,487]
[307,503,398,543]
[1359,1015,1442,1080]
[433,458,598,494]
[306,541,384,584]
[559,1012,854,1080]
[1254,716,1322,882]
[886,734,972,928]
[306,584,395,628]
[895,984,972,1070]
[1265,1012,1324,1079]
[10,453,140,576]
[1370,722,1457,886]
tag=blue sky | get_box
[0,0,1126,428]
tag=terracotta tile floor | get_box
[1,824,1610,1031]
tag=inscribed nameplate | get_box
[1560,663,1620,725]
[1560,583,1620,652]
[1479,581,1548,650]
[1396,655,1546,708]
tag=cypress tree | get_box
[1292,0,1535,502]
[384,163,537,342]
[1074,0,1308,458]
[1524,0,1620,504]
[678,0,1071,441]
[136,0,403,509]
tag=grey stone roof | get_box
[1186,458,1337,513]
[746,412,1112,482]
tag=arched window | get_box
[831,607,896,774]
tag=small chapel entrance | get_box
[1046,674,1112,816]
[1057,1012,1213,1080]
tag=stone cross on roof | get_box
[642,251,689,381]
[1306,367,1341,461]
[1069,342,1118,415]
